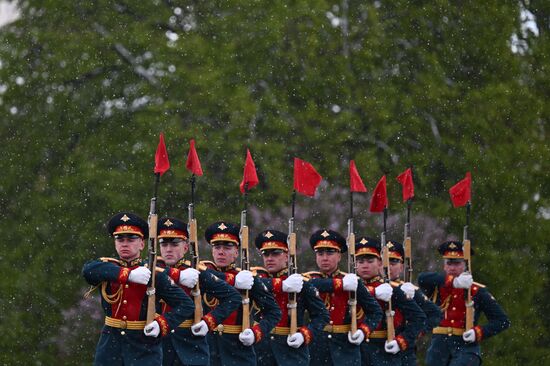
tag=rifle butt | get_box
[241,290,250,329]
[289,298,298,334]
[349,295,357,334]
[193,284,203,324]
[146,291,156,324]
[386,306,395,341]
[465,289,474,330]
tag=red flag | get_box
[396,168,414,202]
[239,149,259,194]
[350,160,367,193]
[154,133,170,176]
[293,158,322,197]
[185,139,203,176]
[449,172,471,207]
[369,175,388,212]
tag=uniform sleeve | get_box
[356,280,383,334]
[155,270,194,335]
[82,259,130,286]
[199,269,242,329]
[473,287,510,341]
[301,281,329,339]
[413,288,442,331]
[308,277,341,292]
[418,271,450,298]
[250,277,281,342]
[393,287,426,350]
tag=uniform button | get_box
[329,321,334,325]
[452,307,456,311]
[453,295,457,298]
[270,336,275,340]
[120,331,126,336]
[330,307,335,311]
[327,334,332,339]
[451,320,455,323]
[122,316,127,320]
[171,329,175,333]
[123,300,127,304]
[125,284,129,288]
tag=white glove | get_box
[235,270,254,290]
[385,340,400,354]
[462,329,476,343]
[179,268,200,288]
[128,266,151,285]
[282,274,304,293]
[401,282,416,300]
[347,329,365,345]
[375,283,393,302]
[144,320,160,338]
[453,273,473,289]
[343,273,358,292]
[191,320,209,337]
[287,332,305,348]
[239,328,255,346]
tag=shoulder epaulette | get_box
[250,266,269,277]
[200,260,218,271]
[156,256,167,267]
[472,282,486,295]
[303,271,323,279]
[196,262,208,271]
[99,257,122,265]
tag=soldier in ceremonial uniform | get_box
[156,217,242,366]
[304,229,383,366]
[386,240,442,366]
[418,241,510,366]
[82,212,194,366]
[354,237,426,366]
[202,221,281,366]
[252,229,330,366]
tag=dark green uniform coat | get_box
[306,271,383,366]
[253,268,330,366]
[204,262,281,366]
[83,258,194,366]
[160,259,242,366]
[418,272,510,366]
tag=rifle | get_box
[347,217,357,334]
[240,204,251,330]
[146,174,160,324]
[287,202,298,334]
[381,208,395,341]
[463,202,474,330]
[403,199,413,282]
[188,194,203,324]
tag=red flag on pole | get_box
[350,160,367,193]
[449,172,471,207]
[396,168,414,202]
[154,133,170,176]
[369,175,388,212]
[293,158,322,197]
[240,149,259,194]
[185,139,203,176]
